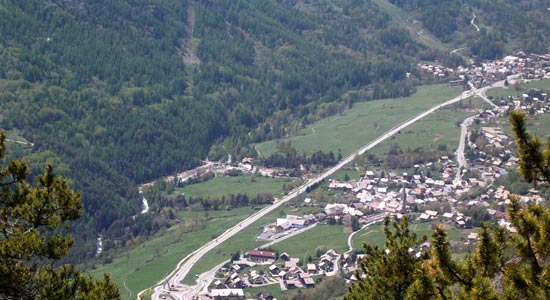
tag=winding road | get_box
[471,13,480,32]
[144,74,520,300]
[345,213,387,256]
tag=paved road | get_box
[455,115,476,181]
[468,82,498,108]
[144,74,520,300]
[344,213,387,256]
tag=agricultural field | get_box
[175,174,296,199]
[368,97,484,155]
[255,84,463,157]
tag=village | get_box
[418,51,550,85]
[153,54,550,300]
[193,79,550,300]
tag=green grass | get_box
[270,224,349,261]
[529,114,550,139]
[351,221,467,251]
[255,84,463,157]
[89,207,256,299]
[176,175,295,199]
[368,98,484,154]
[486,79,550,99]
[330,169,363,182]
[246,285,305,300]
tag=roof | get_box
[249,249,277,259]
[303,277,315,285]
[211,289,244,297]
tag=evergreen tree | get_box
[0,132,119,300]
[345,216,426,300]
[509,110,550,184]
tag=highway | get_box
[144,74,519,300]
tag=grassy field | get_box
[351,220,468,251]
[367,98,484,155]
[255,84,463,157]
[330,168,363,182]
[270,224,349,261]
[89,207,257,299]
[486,79,550,99]
[529,114,550,139]
[175,175,295,199]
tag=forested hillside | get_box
[0,0,548,262]
[389,0,550,58]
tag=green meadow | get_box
[351,220,467,251]
[368,98,484,155]
[529,114,550,138]
[486,79,550,99]
[175,174,295,199]
[270,224,349,260]
[500,112,550,139]
[255,84,463,157]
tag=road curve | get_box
[144,75,519,300]
[345,213,387,256]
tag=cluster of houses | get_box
[209,249,341,299]
[166,57,550,300]
[492,87,550,117]
[417,62,455,78]
[466,51,550,85]
[417,51,550,88]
